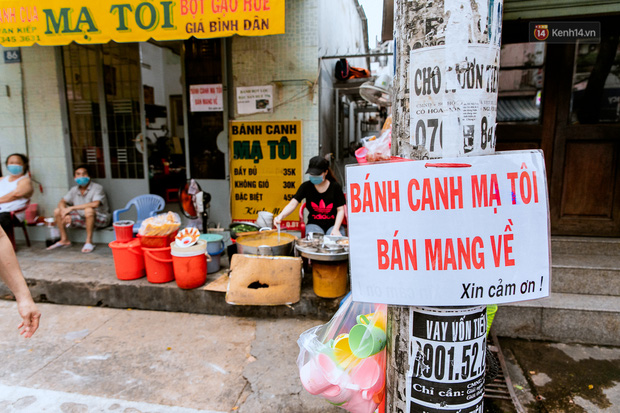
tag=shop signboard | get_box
[0,0,285,47]
[236,85,274,115]
[345,150,551,306]
[229,120,302,229]
[190,84,223,112]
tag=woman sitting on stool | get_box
[274,156,346,236]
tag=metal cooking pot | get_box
[235,231,297,256]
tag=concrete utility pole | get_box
[387,0,504,411]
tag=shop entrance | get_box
[139,42,186,203]
[183,38,231,228]
[61,42,149,210]
[496,20,620,236]
[61,41,188,211]
[61,39,230,226]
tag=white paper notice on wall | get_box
[189,84,223,112]
[345,150,551,306]
[236,85,274,114]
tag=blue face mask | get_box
[309,175,324,185]
[75,176,90,186]
[7,164,23,176]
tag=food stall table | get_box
[295,238,349,298]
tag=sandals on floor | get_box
[82,243,96,253]
[46,241,71,250]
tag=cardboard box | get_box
[226,254,302,305]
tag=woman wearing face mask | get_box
[274,156,346,237]
[0,154,34,244]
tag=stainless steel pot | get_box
[235,231,296,256]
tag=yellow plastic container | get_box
[312,261,349,298]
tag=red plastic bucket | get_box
[113,220,135,242]
[108,239,145,280]
[143,246,174,283]
[171,240,208,289]
[139,231,178,248]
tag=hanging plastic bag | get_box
[297,296,387,413]
[363,127,391,163]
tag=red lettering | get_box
[407,179,420,211]
[444,239,456,270]
[421,178,434,210]
[435,177,448,209]
[472,236,485,269]
[349,183,361,213]
[387,181,400,212]
[520,171,531,204]
[507,172,518,205]
[374,181,387,212]
[362,182,374,212]
[425,239,442,270]
[404,240,417,270]
[504,233,515,266]
[391,239,402,270]
[491,235,502,267]
[471,175,488,207]
[490,174,501,206]
[533,171,539,203]
[377,239,389,270]
[457,238,470,270]
[450,176,463,209]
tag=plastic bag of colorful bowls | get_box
[297,295,387,413]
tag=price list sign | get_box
[229,120,302,227]
[407,307,487,412]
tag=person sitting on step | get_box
[47,165,111,253]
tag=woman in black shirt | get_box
[274,156,346,236]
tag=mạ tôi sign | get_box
[346,150,551,306]
[0,0,284,47]
[229,120,302,229]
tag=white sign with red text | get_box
[345,150,550,306]
[189,84,223,112]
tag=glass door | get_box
[62,42,149,211]
[183,38,231,227]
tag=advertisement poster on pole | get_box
[407,306,487,412]
[229,120,302,228]
[409,45,500,159]
[345,150,551,306]
[236,85,274,114]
